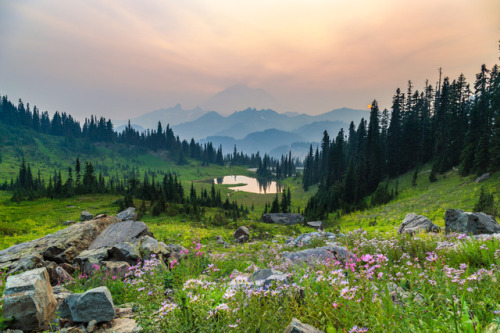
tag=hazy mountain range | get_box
[114,85,369,157]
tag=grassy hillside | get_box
[334,166,500,232]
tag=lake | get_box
[214,175,282,194]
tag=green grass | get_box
[332,166,500,232]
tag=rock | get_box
[3,268,57,331]
[283,318,325,333]
[445,209,500,234]
[248,269,289,287]
[74,248,110,274]
[282,244,353,265]
[475,172,490,183]
[398,213,440,234]
[58,286,115,323]
[162,243,188,260]
[81,211,94,221]
[60,263,77,275]
[64,220,76,226]
[89,221,152,250]
[94,214,107,219]
[102,261,130,275]
[52,285,74,307]
[306,221,324,230]
[0,216,119,274]
[138,236,169,260]
[117,207,138,221]
[261,213,304,226]
[87,319,98,332]
[237,235,249,243]
[45,262,73,285]
[109,242,142,265]
[293,232,336,246]
[233,226,250,241]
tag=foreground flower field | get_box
[3,229,499,332]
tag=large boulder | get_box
[89,221,152,250]
[74,248,110,274]
[283,318,325,333]
[58,286,115,323]
[116,207,138,221]
[398,213,440,234]
[2,268,57,331]
[109,241,142,265]
[261,213,304,226]
[0,216,119,274]
[445,209,500,234]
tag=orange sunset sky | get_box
[0,0,499,120]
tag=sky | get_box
[0,0,499,120]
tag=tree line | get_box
[303,64,500,218]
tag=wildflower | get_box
[349,325,369,333]
[425,252,438,262]
[457,234,468,240]
[361,254,373,263]
[332,302,339,309]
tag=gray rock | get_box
[58,286,115,323]
[102,261,130,275]
[0,216,119,274]
[3,268,57,331]
[237,235,249,243]
[475,172,490,183]
[248,269,289,287]
[398,213,440,234]
[116,207,138,221]
[138,236,169,260]
[81,211,94,221]
[64,220,76,226]
[109,242,141,265]
[283,244,353,265]
[87,319,98,332]
[233,226,250,241]
[261,213,304,226]
[74,248,110,274]
[89,221,152,250]
[445,209,500,234]
[283,318,325,333]
[293,232,336,246]
[306,221,324,230]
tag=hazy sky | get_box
[0,0,499,120]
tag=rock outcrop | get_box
[89,221,152,250]
[2,268,57,331]
[0,216,120,274]
[261,213,304,226]
[445,209,500,234]
[58,286,115,323]
[306,221,324,230]
[283,244,353,265]
[398,213,440,234]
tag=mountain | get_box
[200,84,282,115]
[293,121,346,142]
[314,107,368,124]
[205,129,305,156]
[115,124,145,133]
[114,104,206,129]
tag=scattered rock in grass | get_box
[475,172,490,183]
[306,221,324,230]
[58,286,115,323]
[3,267,57,331]
[282,244,353,266]
[445,209,500,234]
[64,220,76,226]
[116,207,138,221]
[283,318,325,333]
[293,232,337,246]
[261,213,304,226]
[398,213,440,235]
[233,226,250,242]
[248,268,289,287]
[81,211,94,221]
